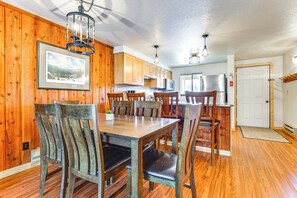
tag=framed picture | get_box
[37,41,90,90]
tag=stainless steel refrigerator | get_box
[201,74,227,104]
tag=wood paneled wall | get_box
[0,2,114,171]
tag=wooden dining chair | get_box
[56,104,131,198]
[127,92,146,101]
[126,104,202,197]
[133,101,162,118]
[34,103,67,198]
[107,93,124,109]
[112,101,133,116]
[154,92,179,144]
[185,91,220,165]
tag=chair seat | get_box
[103,145,131,173]
[200,120,220,127]
[127,149,177,181]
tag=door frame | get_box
[235,62,274,128]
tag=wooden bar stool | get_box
[185,90,220,165]
[107,92,124,109]
[154,92,179,145]
[127,92,146,101]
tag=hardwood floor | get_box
[0,128,297,197]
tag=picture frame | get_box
[37,41,90,90]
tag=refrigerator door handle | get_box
[201,78,204,91]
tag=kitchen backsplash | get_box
[114,85,158,100]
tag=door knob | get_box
[266,100,269,103]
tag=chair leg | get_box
[211,129,215,166]
[216,126,220,155]
[189,170,197,197]
[149,181,154,192]
[175,182,183,198]
[126,170,131,198]
[67,172,75,198]
[40,158,48,197]
[60,162,68,198]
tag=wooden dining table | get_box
[98,113,180,197]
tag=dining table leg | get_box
[131,139,143,198]
[171,123,178,154]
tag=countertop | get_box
[176,101,234,108]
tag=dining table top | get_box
[97,113,180,139]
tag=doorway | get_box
[236,65,270,128]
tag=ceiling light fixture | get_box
[202,34,209,58]
[292,55,297,64]
[189,53,200,64]
[154,45,160,64]
[66,0,95,55]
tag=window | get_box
[180,73,202,94]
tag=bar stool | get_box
[185,90,220,165]
[127,92,146,101]
[107,92,124,109]
[154,92,179,145]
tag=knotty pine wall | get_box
[0,2,114,171]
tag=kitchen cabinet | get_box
[149,67,164,88]
[114,53,144,85]
[143,62,157,79]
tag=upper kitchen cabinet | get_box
[114,53,144,86]
[143,62,157,79]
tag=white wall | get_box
[235,56,283,127]
[171,56,283,128]
[283,49,297,129]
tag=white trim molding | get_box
[160,140,231,157]
[0,161,40,179]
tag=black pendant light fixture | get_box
[201,34,209,58]
[66,0,95,55]
[154,45,160,64]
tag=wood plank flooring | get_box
[0,128,297,197]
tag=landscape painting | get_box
[46,51,86,85]
[37,41,90,90]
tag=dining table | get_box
[98,113,180,197]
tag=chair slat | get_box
[82,119,97,176]
[41,116,57,159]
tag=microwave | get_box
[164,79,175,91]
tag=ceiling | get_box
[4,0,297,67]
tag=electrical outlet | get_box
[22,142,29,150]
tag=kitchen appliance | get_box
[201,74,227,104]
[164,79,175,91]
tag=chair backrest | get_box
[34,103,63,165]
[112,101,133,116]
[53,100,81,104]
[185,91,217,121]
[176,104,201,182]
[56,104,104,181]
[107,93,124,109]
[154,92,179,118]
[127,92,146,101]
[133,101,162,118]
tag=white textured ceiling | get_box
[3,0,297,67]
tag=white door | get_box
[237,66,270,128]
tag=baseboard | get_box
[0,161,40,179]
[159,140,231,156]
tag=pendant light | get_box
[202,34,209,58]
[66,0,95,55]
[189,53,200,64]
[154,45,160,64]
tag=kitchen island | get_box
[177,102,233,156]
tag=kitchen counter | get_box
[175,102,232,156]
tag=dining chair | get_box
[154,92,179,144]
[56,104,131,198]
[126,103,202,197]
[185,90,220,165]
[107,92,124,109]
[112,101,133,116]
[127,92,146,101]
[133,101,162,118]
[34,103,67,198]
